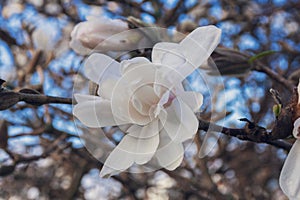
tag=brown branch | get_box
[198,119,292,151]
[254,62,294,92]
[0,89,73,111]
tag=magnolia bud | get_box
[70,16,143,55]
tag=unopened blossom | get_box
[70,16,143,55]
[73,26,221,177]
[279,79,300,200]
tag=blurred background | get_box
[0,0,299,199]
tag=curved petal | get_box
[73,95,126,127]
[154,129,184,170]
[98,78,118,99]
[176,91,203,112]
[100,129,160,177]
[127,119,160,139]
[131,85,159,116]
[151,26,221,87]
[121,62,156,85]
[152,42,190,89]
[279,140,300,199]
[84,53,121,85]
[179,25,221,67]
[159,98,198,142]
[152,42,184,66]
[100,135,136,177]
[135,134,159,165]
[69,39,91,55]
[111,63,157,125]
[293,118,300,139]
[121,57,151,75]
[74,93,101,103]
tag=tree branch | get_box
[198,119,292,151]
[0,89,73,111]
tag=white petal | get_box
[121,57,150,75]
[179,25,221,67]
[74,93,100,103]
[154,130,184,170]
[159,98,198,142]
[111,63,157,125]
[127,119,160,139]
[84,53,121,85]
[176,91,203,112]
[152,42,189,87]
[98,78,118,99]
[131,85,159,116]
[152,42,184,66]
[279,140,300,199]
[293,118,300,139]
[70,39,91,55]
[110,83,150,125]
[126,120,160,165]
[100,135,136,177]
[73,96,126,127]
[151,26,221,87]
[100,129,160,177]
[135,134,159,165]
[120,61,156,85]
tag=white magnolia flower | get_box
[70,16,143,55]
[279,79,300,199]
[73,25,221,177]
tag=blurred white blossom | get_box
[2,3,24,19]
[70,16,144,55]
[279,79,300,200]
[32,25,57,51]
[73,26,221,177]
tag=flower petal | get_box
[293,118,300,139]
[121,57,151,75]
[176,91,203,112]
[127,119,160,139]
[159,98,198,142]
[152,43,189,88]
[151,26,221,87]
[98,78,118,99]
[131,85,159,116]
[179,25,221,67]
[279,140,300,199]
[73,94,126,127]
[111,62,157,125]
[84,53,121,85]
[74,93,101,103]
[70,33,91,55]
[154,129,184,170]
[100,135,136,177]
[152,42,184,66]
[135,134,159,165]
